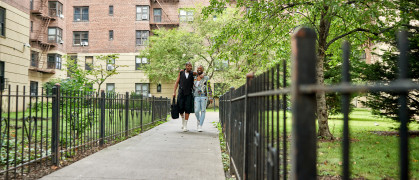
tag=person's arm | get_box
[173,72,181,97]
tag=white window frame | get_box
[136,6,149,21]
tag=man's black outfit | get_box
[177,70,194,114]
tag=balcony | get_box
[150,15,180,27]
[152,0,179,3]
[28,60,56,74]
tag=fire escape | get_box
[29,0,56,74]
[150,0,180,29]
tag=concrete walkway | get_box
[41,112,224,180]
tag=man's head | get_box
[197,65,204,75]
[185,62,192,72]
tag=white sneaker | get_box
[197,120,199,129]
[198,125,202,132]
[181,117,185,130]
[183,120,189,132]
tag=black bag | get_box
[171,98,179,119]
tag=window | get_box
[49,1,63,17]
[85,56,93,70]
[136,6,149,21]
[154,8,161,23]
[47,54,61,69]
[31,51,39,67]
[135,83,149,96]
[157,84,161,93]
[106,58,115,71]
[135,57,148,70]
[109,30,113,40]
[106,83,115,92]
[30,21,33,32]
[30,81,38,96]
[48,27,63,43]
[179,9,194,22]
[0,7,5,37]
[73,31,88,46]
[0,61,4,91]
[109,5,113,16]
[360,51,366,61]
[136,30,149,45]
[74,7,89,21]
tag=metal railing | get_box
[219,28,419,180]
[0,85,170,179]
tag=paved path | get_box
[41,112,224,180]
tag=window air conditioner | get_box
[59,14,64,18]
[107,64,114,71]
[142,14,148,20]
[59,40,64,44]
[81,42,88,46]
[76,18,81,21]
[187,17,193,22]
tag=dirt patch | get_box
[370,130,419,137]
[318,137,360,143]
[319,176,367,180]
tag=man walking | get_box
[173,62,194,132]
[193,65,213,132]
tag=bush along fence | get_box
[219,28,419,180]
[0,85,170,179]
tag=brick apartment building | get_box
[1,0,210,99]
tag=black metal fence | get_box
[0,86,170,179]
[219,28,418,180]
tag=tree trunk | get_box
[317,6,334,140]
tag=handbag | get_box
[171,97,179,119]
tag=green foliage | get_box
[139,29,202,83]
[139,6,238,85]
[213,122,231,173]
[90,54,127,94]
[361,28,419,122]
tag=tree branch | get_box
[325,26,394,51]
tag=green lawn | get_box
[226,108,418,179]
[318,108,419,179]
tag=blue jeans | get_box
[194,96,207,126]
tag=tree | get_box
[139,29,202,83]
[203,0,410,139]
[139,7,238,86]
[362,27,419,122]
[89,54,126,94]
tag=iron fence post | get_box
[290,27,317,180]
[51,84,60,166]
[229,87,234,176]
[125,92,129,137]
[152,96,155,123]
[160,96,163,121]
[342,41,351,180]
[140,95,143,132]
[243,74,254,180]
[397,30,409,180]
[100,90,105,146]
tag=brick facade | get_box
[26,0,211,97]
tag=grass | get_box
[318,108,419,179]
[221,108,419,179]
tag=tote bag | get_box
[171,98,179,119]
